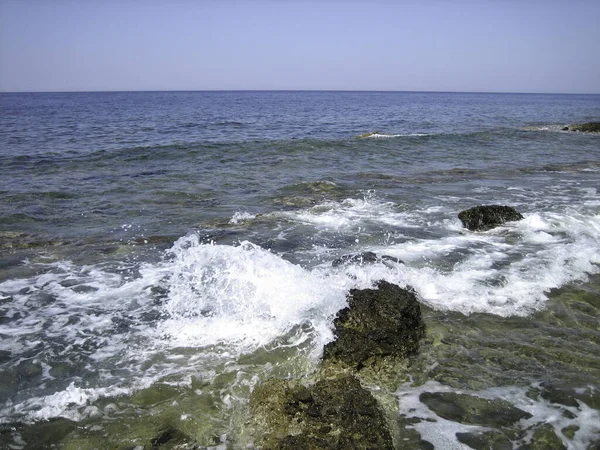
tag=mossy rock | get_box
[525,424,567,450]
[322,280,425,370]
[419,391,532,427]
[458,205,524,231]
[250,374,393,450]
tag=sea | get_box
[0,91,599,449]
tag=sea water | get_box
[1,91,599,448]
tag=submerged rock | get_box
[322,280,425,370]
[250,374,393,450]
[456,430,513,450]
[332,251,403,267]
[419,391,532,427]
[564,122,600,132]
[458,205,524,231]
[526,424,567,450]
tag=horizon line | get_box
[1,88,599,96]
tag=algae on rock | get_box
[250,374,394,450]
[322,280,425,370]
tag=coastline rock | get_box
[458,205,524,231]
[563,122,600,133]
[322,280,425,370]
[250,374,393,450]
[332,251,403,267]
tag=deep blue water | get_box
[1,91,600,448]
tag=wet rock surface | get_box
[458,205,524,231]
[322,280,425,370]
[419,391,532,427]
[250,374,394,450]
[524,424,567,450]
[456,430,513,450]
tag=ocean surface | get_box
[1,91,599,449]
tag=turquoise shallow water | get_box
[0,91,599,448]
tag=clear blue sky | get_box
[1,0,599,93]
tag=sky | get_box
[1,0,599,94]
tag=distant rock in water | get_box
[323,280,425,370]
[332,251,403,267]
[458,205,524,231]
[355,131,381,139]
[563,122,600,132]
[250,374,394,450]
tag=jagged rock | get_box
[332,251,403,267]
[322,280,425,370]
[458,205,524,231]
[564,122,600,132]
[419,391,532,427]
[250,374,393,450]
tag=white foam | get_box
[0,381,151,422]
[279,192,418,231]
[159,235,349,354]
[364,133,430,138]
[397,381,600,450]
[229,211,256,224]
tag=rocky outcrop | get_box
[322,280,425,370]
[250,374,393,450]
[250,280,426,448]
[563,122,600,132]
[458,205,524,231]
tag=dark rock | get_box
[456,430,513,450]
[332,252,403,267]
[419,391,532,427]
[250,374,393,450]
[458,205,524,231]
[567,122,600,133]
[59,279,79,288]
[71,285,98,294]
[562,126,569,131]
[539,383,579,407]
[540,382,600,409]
[322,280,425,369]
